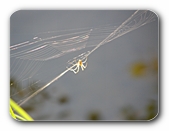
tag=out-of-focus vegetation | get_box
[121,100,158,120]
[130,62,147,77]
[87,111,101,120]
[10,78,71,120]
[58,95,69,104]
[130,58,158,77]
[10,78,51,119]
[10,57,158,121]
[123,57,158,120]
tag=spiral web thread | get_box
[10,10,156,106]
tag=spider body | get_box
[68,57,88,74]
[72,59,87,74]
[79,60,82,66]
[67,51,89,74]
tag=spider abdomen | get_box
[79,60,82,66]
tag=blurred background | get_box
[10,10,158,121]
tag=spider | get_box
[68,57,88,74]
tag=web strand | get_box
[10,10,156,106]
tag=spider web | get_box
[10,24,118,104]
[10,10,157,105]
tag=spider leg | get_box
[81,61,87,69]
[75,65,80,74]
[69,65,78,74]
[82,57,88,64]
[81,62,88,71]
[67,64,76,70]
[83,62,87,68]
[70,65,80,74]
[70,66,78,71]
[70,68,77,74]
[81,65,84,71]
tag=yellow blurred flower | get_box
[130,62,147,77]
[130,58,158,77]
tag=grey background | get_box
[10,10,158,120]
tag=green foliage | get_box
[10,78,51,120]
[10,99,33,121]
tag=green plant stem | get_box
[10,99,33,121]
